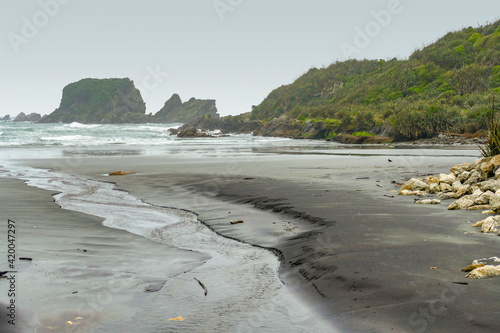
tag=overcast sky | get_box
[1,0,500,118]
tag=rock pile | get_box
[400,155,500,235]
[399,154,500,279]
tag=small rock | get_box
[480,155,500,174]
[471,157,485,169]
[481,216,500,233]
[465,170,488,185]
[457,171,471,182]
[471,190,483,199]
[475,191,495,205]
[467,184,481,194]
[448,196,475,210]
[490,194,500,212]
[400,178,428,192]
[452,184,470,199]
[399,190,426,196]
[451,162,472,175]
[438,173,456,185]
[480,161,495,174]
[472,257,500,265]
[437,192,455,200]
[426,176,439,185]
[479,179,500,193]
[428,183,440,194]
[452,180,462,192]
[468,205,491,211]
[177,128,215,138]
[439,183,453,192]
[415,199,441,205]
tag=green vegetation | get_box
[42,78,146,124]
[353,131,375,137]
[480,118,500,157]
[250,20,500,139]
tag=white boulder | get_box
[447,196,475,210]
[415,199,441,205]
[439,183,453,192]
[438,173,456,185]
[399,178,427,194]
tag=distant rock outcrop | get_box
[39,78,147,124]
[13,112,41,122]
[153,94,219,123]
[175,112,260,135]
[1,115,11,121]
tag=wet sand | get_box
[3,149,500,332]
[0,177,210,333]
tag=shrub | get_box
[353,131,375,137]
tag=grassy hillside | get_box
[250,20,500,139]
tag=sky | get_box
[1,0,500,118]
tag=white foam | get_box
[40,135,93,142]
[65,122,101,129]
[0,165,335,332]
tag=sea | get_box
[0,121,480,333]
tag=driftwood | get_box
[230,220,244,225]
[193,277,208,296]
[109,171,136,176]
[461,264,485,272]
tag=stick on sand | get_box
[193,277,208,296]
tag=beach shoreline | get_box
[2,147,500,332]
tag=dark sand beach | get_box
[2,148,500,332]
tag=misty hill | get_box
[153,94,219,123]
[40,78,147,124]
[245,20,500,140]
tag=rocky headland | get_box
[13,112,42,122]
[39,78,147,124]
[152,94,219,123]
[400,154,500,279]
[175,113,487,144]
[38,78,218,124]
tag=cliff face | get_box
[40,78,146,124]
[153,94,219,123]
